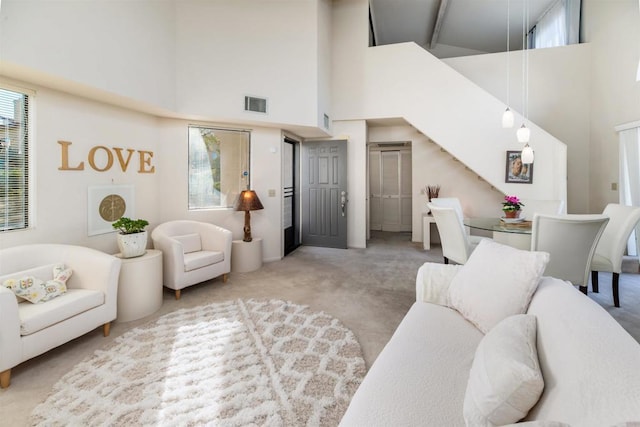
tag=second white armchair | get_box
[151,220,232,299]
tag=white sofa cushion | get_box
[183,250,224,272]
[339,302,483,426]
[449,239,549,333]
[19,289,104,335]
[464,314,544,426]
[173,233,202,254]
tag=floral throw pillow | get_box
[3,264,72,304]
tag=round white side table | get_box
[115,249,163,322]
[231,238,263,273]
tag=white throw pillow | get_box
[464,314,544,427]
[2,263,72,304]
[448,239,549,333]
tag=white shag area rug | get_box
[30,299,366,426]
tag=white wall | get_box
[582,0,640,212]
[174,0,322,129]
[368,125,505,242]
[444,45,591,213]
[317,0,333,131]
[0,0,176,111]
[0,79,162,253]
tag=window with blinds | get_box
[188,126,250,209]
[0,87,29,232]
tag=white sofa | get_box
[0,244,121,388]
[341,245,640,426]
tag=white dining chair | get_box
[531,213,609,294]
[521,199,565,221]
[590,203,640,307]
[430,197,465,221]
[428,203,489,265]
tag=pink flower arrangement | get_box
[502,195,524,212]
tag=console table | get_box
[115,249,163,322]
[422,213,437,250]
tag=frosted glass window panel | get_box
[188,126,250,210]
[283,195,293,228]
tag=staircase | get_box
[335,42,567,202]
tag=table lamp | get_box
[234,189,264,242]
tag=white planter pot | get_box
[117,231,148,259]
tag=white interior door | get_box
[369,146,412,232]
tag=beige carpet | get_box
[1,231,639,426]
[29,299,365,426]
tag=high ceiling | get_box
[369,0,558,58]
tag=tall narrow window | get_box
[188,126,250,209]
[531,0,581,49]
[0,87,29,232]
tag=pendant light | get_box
[521,143,534,164]
[517,123,530,143]
[502,0,514,128]
[519,0,534,163]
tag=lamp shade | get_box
[521,144,534,164]
[516,123,530,143]
[234,190,264,212]
[502,108,514,128]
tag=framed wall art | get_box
[505,151,533,184]
[87,184,135,236]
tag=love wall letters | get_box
[58,140,155,173]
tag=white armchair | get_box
[0,244,121,388]
[151,220,232,300]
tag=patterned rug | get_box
[29,299,366,426]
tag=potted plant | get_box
[112,217,149,258]
[502,195,524,218]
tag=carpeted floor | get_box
[1,231,639,426]
[29,299,366,426]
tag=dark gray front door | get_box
[301,140,348,249]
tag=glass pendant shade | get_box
[517,124,530,143]
[521,143,534,164]
[502,108,514,128]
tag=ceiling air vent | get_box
[244,96,267,113]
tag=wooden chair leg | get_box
[579,286,588,295]
[591,271,599,293]
[223,273,228,283]
[0,369,11,389]
[103,322,111,337]
[613,272,620,308]
[444,257,449,265]
[175,289,181,300]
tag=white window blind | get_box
[0,87,29,231]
